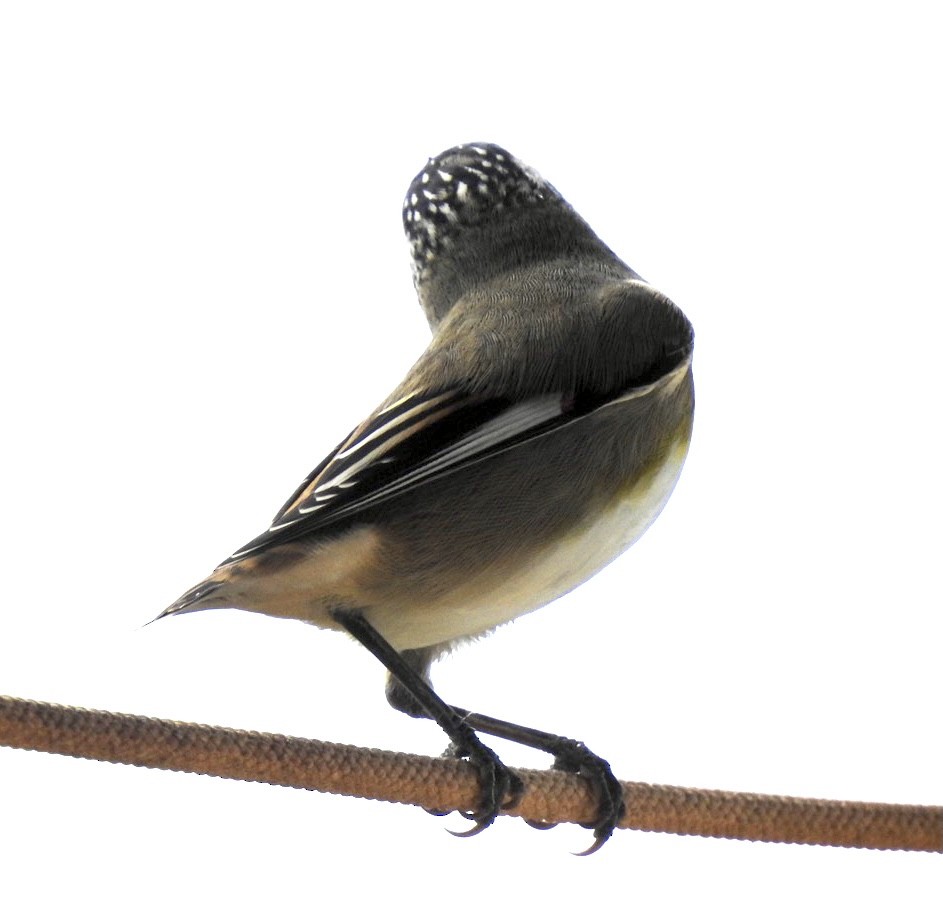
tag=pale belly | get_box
[371,430,691,650]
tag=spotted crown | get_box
[403,143,552,286]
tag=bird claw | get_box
[551,741,625,854]
[423,806,452,817]
[435,723,622,852]
[572,833,610,857]
[448,818,493,839]
[523,818,558,830]
[440,738,523,837]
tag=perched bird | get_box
[161,142,695,852]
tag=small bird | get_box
[161,143,694,852]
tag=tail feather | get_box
[156,578,228,620]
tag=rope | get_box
[1,694,939,851]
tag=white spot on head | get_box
[437,170,452,181]
[421,172,430,184]
[519,161,546,189]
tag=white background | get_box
[1,2,939,917]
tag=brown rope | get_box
[1,694,939,852]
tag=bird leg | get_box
[367,617,623,852]
[439,707,625,854]
[331,608,522,836]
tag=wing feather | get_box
[225,361,686,563]
[226,391,516,560]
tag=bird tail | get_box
[154,577,229,621]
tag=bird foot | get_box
[438,738,523,837]
[550,739,625,854]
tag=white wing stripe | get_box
[350,394,564,501]
[333,391,457,460]
[300,403,461,510]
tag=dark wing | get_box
[225,388,573,562]
[226,279,695,564]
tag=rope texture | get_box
[1,694,939,852]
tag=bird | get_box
[160,142,695,852]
